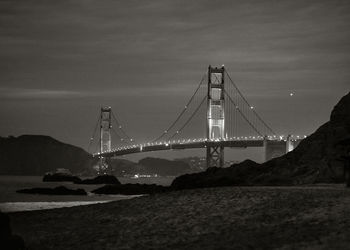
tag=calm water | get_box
[0,175,175,212]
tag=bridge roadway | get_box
[95,139,266,158]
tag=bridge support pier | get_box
[206,144,224,168]
[99,107,112,175]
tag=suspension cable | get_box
[224,90,263,136]
[153,73,207,142]
[225,70,276,135]
[87,114,101,153]
[168,95,207,140]
[111,111,134,143]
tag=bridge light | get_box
[164,130,168,133]
[176,131,179,134]
[184,105,188,109]
[250,106,254,109]
[130,139,133,142]
[119,126,122,129]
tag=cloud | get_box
[0,87,88,99]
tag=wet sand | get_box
[8,185,350,250]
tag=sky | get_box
[0,0,349,162]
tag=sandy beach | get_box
[7,185,350,250]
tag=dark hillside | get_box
[0,135,94,175]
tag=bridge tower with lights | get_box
[99,106,112,174]
[207,65,225,168]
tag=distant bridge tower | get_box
[99,107,112,174]
[207,65,225,168]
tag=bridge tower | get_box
[99,106,112,174]
[206,65,225,168]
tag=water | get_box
[0,175,175,212]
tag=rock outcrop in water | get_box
[172,92,350,189]
[16,186,87,195]
[0,135,94,175]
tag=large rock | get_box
[0,212,25,249]
[17,186,87,195]
[74,175,121,185]
[171,160,264,189]
[172,92,350,189]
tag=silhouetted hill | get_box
[172,92,350,189]
[107,158,142,176]
[0,135,94,175]
[138,157,190,176]
[108,157,192,176]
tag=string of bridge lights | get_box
[94,135,308,155]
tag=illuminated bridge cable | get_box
[153,73,207,142]
[111,126,129,146]
[168,95,207,140]
[223,90,263,137]
[111,111,134,143]
[87,114,101,153]
[225,69,276,136]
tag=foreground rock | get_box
[74,175,121,185]
[172,160,262,189]
[172,92,350,189]
[0,212,25,249]
[43,172,82,183]
[92,183,169,195]
[17,186,87,195]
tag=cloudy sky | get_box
[0,0,349,160]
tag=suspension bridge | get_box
[88,65,304,171]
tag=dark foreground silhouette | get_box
[0,212,25,250]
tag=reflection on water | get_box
[0,175,174,212]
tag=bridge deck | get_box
[96,139,265,158]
